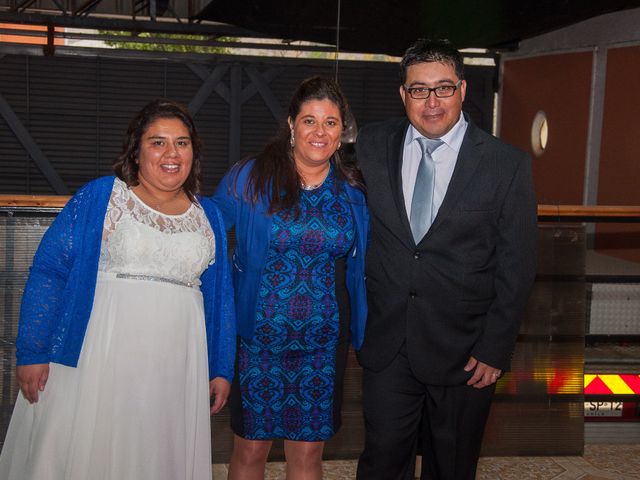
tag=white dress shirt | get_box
[402,114,468,220]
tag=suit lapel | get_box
[386,121,416,247]
[423,120,485,240]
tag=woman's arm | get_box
[201,199,237,383]
[16,191,84,366]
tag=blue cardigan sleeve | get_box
[16,184,86,365]
[201,198,236,382]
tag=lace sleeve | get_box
[200,198,236,382]
[16,186,86,365]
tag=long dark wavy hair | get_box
[238,76,365,216]
[113,99,203,202]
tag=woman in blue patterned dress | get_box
[214,77,368,479]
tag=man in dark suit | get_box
[355,39,538,480]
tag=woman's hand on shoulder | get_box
[16,363,50,404]
[209,377,231,415]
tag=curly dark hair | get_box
[113,98,203,202]
[238,76,365,216]
[400,38,465,85]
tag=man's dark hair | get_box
[400,39,464,85]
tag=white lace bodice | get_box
[98,178,215,286]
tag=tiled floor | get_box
[213,444,640,479]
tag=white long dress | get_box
[0,178,216,480]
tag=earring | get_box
[290,130,295,148]
[337,141,342,150]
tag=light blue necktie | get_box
[410,137,443,242]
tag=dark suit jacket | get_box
[356,116,538,385]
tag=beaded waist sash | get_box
[99,271,197,289]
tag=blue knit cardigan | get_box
[213,160,369,349]
[16,176,236,382]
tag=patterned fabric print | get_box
[239,170,355,441]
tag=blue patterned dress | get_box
[233,168,355,441]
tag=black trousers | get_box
[356,346,495,480]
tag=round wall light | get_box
[531,110,548,157]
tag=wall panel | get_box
[595,45,640,263]
[501,53,593,204]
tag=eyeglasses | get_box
[403,80,462,99]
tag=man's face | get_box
[399,61,466,139]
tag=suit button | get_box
[413,252,421,259]
[409,291,417,298]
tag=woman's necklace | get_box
[301,180,324,191]
[299,166,330,191]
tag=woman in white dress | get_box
[0,99,235,480]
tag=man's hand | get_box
[464,356,501,389]
[209,377,231,415]
[17,363,50,403]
